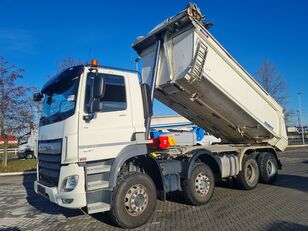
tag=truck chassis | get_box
[76,143,280,228]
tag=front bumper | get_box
[34,164,87,209]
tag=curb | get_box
[287,144,308,148]
[0,171,36,176]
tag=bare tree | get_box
[256,60,288,107]
[57,57,82,72]
[0,57,33,167]
[255,60,292,125]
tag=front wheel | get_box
[25,152,34,159]
[110,172,157,229]
[183,164,215,206]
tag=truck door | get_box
[78,70,134,162]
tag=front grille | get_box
[38,153,61,187]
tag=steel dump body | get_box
[133,7,288,151]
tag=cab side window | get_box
[85,73,127,113]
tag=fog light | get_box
[62,198,74,204]
[61,175,79,192]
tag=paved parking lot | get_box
[1,146,308,231]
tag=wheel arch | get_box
[109,144,165,200]
[127,155,165,200]
[185,149,222,181]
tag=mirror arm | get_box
[84,98,95,122]
[33,92,43,102]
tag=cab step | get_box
[86,165,111,175]
[87,202,110,214]
[87,180,109,191]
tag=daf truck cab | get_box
[34,64,147,207]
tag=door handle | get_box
[119,114,127,117]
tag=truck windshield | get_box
[40,75,80,126]
[19,134,30,145]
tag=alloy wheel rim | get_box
[267,160,276,176]
[124,184,148,216]
[195,172,210,196]
[246,164,255,183]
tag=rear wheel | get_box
[257,152,278,184]
[183,164,214,206]
[110,172,157,229]
[236,155,259,190]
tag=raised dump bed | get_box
[133,4,288,151]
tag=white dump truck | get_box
[33,4,288,229]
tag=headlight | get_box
[39,141,62,154]
[61,175,79,192]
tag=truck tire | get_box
[236,155,259,190]
[110,172,157,229]
[257,152,278,184]
[183,164,214,206]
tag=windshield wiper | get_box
[51,112,64,122]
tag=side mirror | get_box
[88,76,105,115]
[33,92,43,102]
[93,76,105,99]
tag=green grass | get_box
[0,152,19,160]
[7,152,17,159]
[0,159,37,173]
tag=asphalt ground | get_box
[0,146,308,231]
